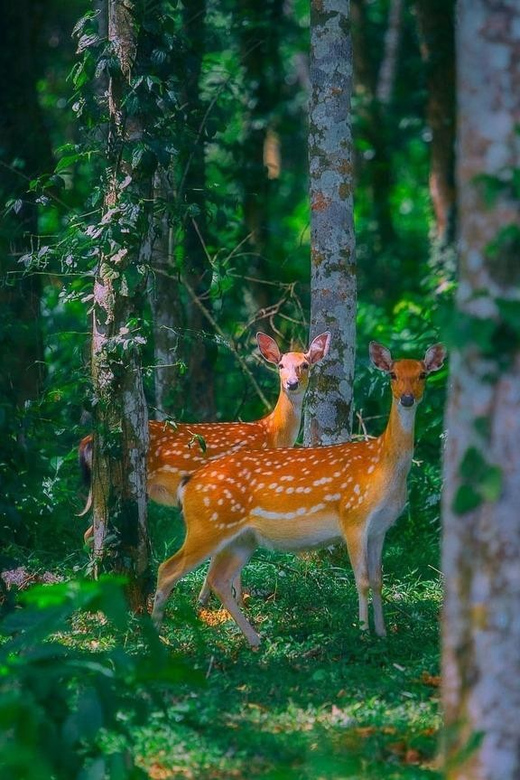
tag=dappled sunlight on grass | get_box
[135,540,442,779]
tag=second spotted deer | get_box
[152,341,446,646]
[79,331,330,598]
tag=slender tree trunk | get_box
[415,0,456,245]
[351,0,397,250]
[442,2,520,777]
[151,167,183,420]
[304,0,356,446]
[376,0,403,107]
[179,0,216,421]
[236,0,283,313]
[91,0,152,610]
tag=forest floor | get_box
[129,512,442,779]
[2,513,442,780]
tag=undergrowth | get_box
[1,518,442,780]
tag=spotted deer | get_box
[151,341,446,646]
[79,331,330,599]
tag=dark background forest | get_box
[1,0,453,554]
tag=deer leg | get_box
[197,567,213,606]
[198,559,244,607]
[367,531,387,637]
[343,525,370,632]
[152,533,221,628]
[206,534,259,647]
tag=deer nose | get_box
[400,393,415,407]
[286,380,300,391]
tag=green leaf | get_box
[55,155,81,173]
[459,446,487,481]
[189,433,207,453]
[453,484,482,515]
[479,466,503,502]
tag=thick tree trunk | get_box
[91,0,152,610]
[304,0,356,446]
[441,2,520,777]
[415,0,456,245]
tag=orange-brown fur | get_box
[79,332,330,600]
[152,342,446,647]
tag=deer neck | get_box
[261,386,303,448]
[380,399,417,473]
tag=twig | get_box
[155,268,271,410]
[356,409,370,440]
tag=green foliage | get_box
[0,577,201,779]
[452,447,502,515]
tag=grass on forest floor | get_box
[129,520,443,780]
[3,513,442,780]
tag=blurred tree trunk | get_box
[150,167,183,420]
[0,0,51,414]
[351,0,397,250]
[236,0,283,313]
[91,0,152,611]
[415,0,456,245]
[442,2,520,777]
[304,0,356,446]
[179,0,216,421]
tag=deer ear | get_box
[305,331,331,364]
[257,332,282,364]
[369,341,393,372]
[424,343,447,373]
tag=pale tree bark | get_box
[304,0,356,446]
[442,1,520,777]
[376,0,403,107]
[151,166,183,420]
[91,0,152,610]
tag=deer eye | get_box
[301,363,309,370]
[389,372,397,380]
[419,371,427,380]
[278,362,284,368]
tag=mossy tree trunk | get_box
[304,0,356,446]
[441,1,520,777]
[91,0,152,610]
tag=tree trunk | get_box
[236,0,283,314]
[415,0,456,245]
[441,2,520,777]
[91,0,152,610]
[304,0,356,446]
[351,0,397,250]
[150,167,183,420]
[179,0,216,421]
